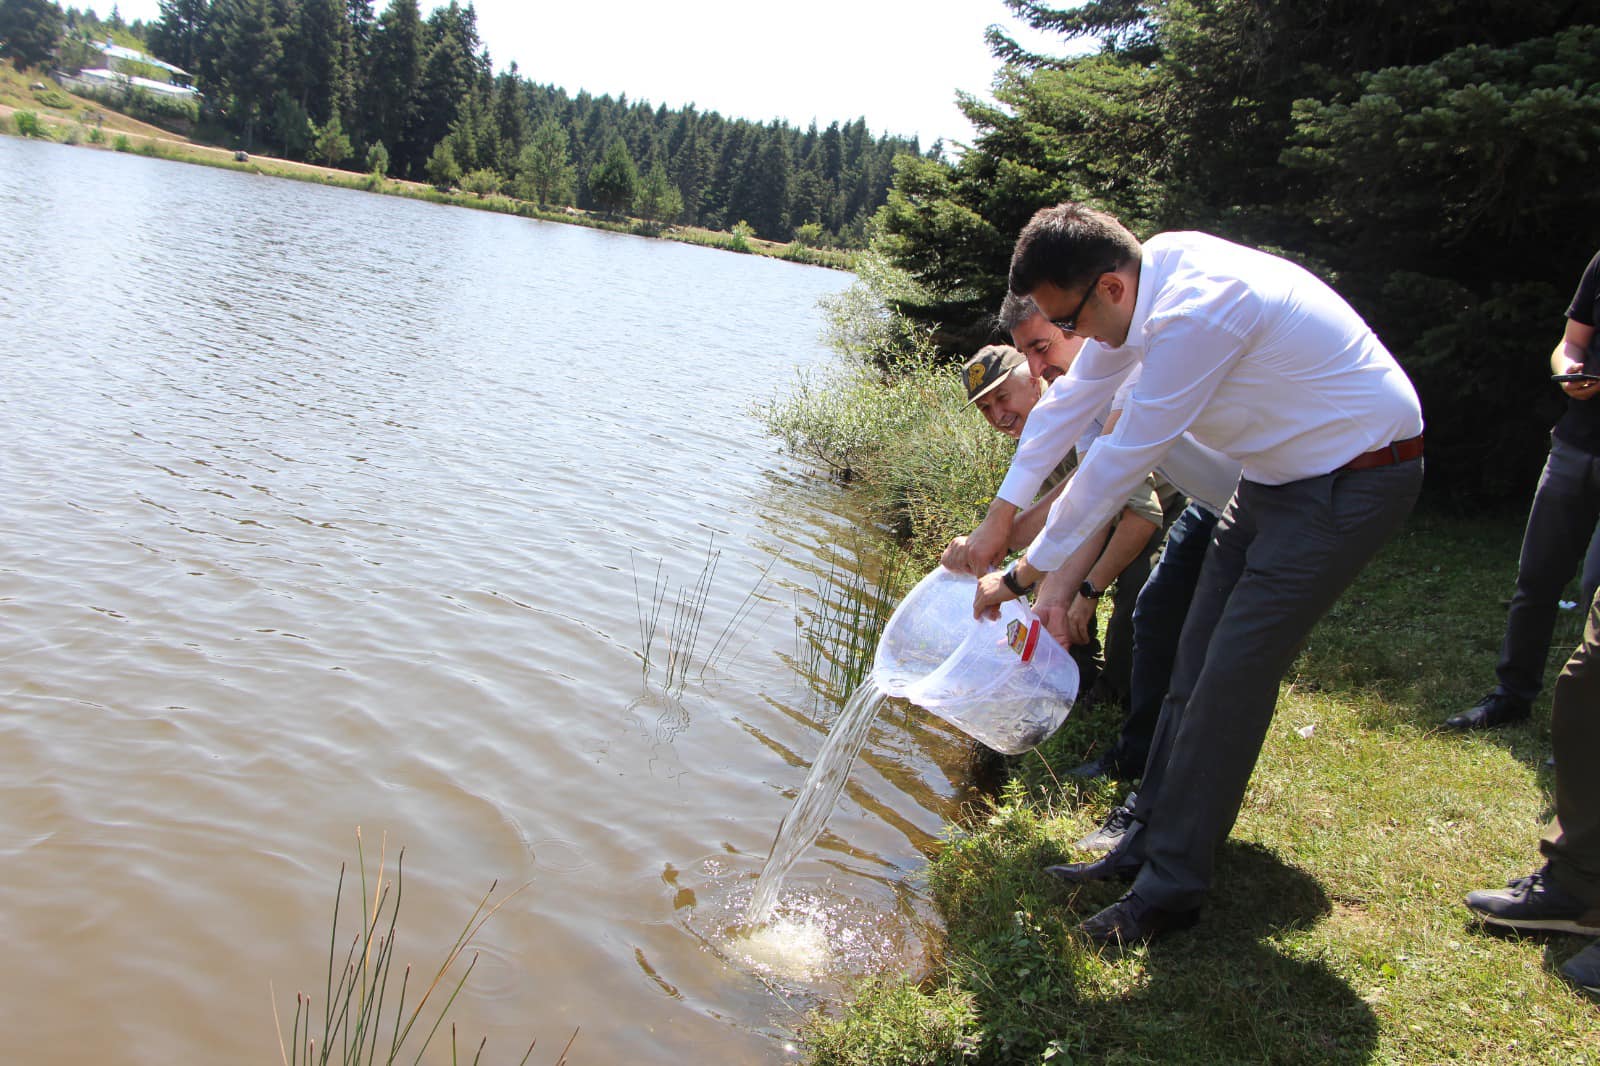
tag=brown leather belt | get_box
[1340,434,1424,472]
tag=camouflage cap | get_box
[961,344,1026,406]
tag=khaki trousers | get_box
[1542,585,1600,903]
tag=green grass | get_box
[799,513,1599,1064]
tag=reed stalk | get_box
[273,829,571,1066]
[631,536,778,694]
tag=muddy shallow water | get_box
[0,136,982,1063]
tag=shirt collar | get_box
[1104,248,1157,356]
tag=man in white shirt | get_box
[979,294,1228,777]
[961,343,1165,702]
[973,203,1424,946]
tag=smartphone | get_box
[1552,372,1600,384]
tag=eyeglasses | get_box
[1050,272,1108,337]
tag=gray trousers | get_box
[1543,584,1600,904]
[1130,458,1423,911]
[1494,435,1600,701]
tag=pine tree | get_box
[0,0,65,69]
[147,0,209,73]
[210,0,284,147]
[634,160,683,227]
[285,0,352,125]
[312,108,351,164]
[363,0,422,173]
[587,136,637,217]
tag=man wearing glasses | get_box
[971,202,1424,946]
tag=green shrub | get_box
[758,361,927,482]
[113,134,132,152]
[728,219,754,253]
[867,375,1014,558]
[759,354,1010,561]
[461,167,501,197]
[75,84,198,131]
[793,220,832,248]
[14,110,45,138]
[31,86,74,110]
[87,125,105,144]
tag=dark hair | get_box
[1008,202,1141,296]
[995,291,1042,333]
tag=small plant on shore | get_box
[462,168,502,198]
[113,133,131,152]
[273,830,574,1066]
[727,220,755,253]
[14,110,43,137]
[803,979,979,1066]
[87,124,105,144]
[31,86,73,110]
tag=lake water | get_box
[0,136,982,1063]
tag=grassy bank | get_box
[0,65,852,271]
[762,362,1598,1063]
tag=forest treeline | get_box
[868,0,1600,502]
[1,0,931,245]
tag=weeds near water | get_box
[13,110,45,138]
[794,543,911,709]
[631,538,779,693]
[273,829,576,1066]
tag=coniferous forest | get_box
[871,0,1600,503]
[5,0,931,246]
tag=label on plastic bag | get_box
[1005,618,1041,663]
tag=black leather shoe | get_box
[1079,890,1199,947]
[1044,847,1143,884]
[1444,692,1531,731]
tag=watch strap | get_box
[1002,564,1035,597]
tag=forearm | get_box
[1011,520,1111,592]
[1010,480,1068,549]
[1553,339,1588,374]
[1083,510,1159,591]
[1553,319,1596,373]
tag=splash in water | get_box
[744,680,888,926]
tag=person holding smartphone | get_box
[1450,249,1600,729]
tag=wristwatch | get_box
[1002,563,1036,597]
[1080,579,1103,600]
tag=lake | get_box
[0,136,981,1064]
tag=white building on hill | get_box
[57,40,202,102]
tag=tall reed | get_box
[794,543,912,710]
[273,829,576,1066]
[631,538,779,693]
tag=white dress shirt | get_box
[1023,231,1424,572]
[999,367,1242,517]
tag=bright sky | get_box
[110,0,1070,148]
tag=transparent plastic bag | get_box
[873,566,1078,754]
